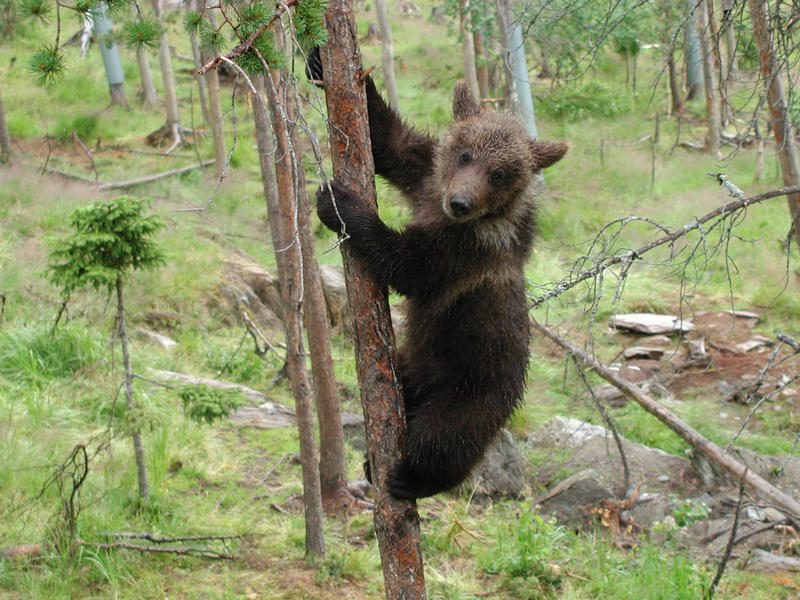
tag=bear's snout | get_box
[448,194,472,218]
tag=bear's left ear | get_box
[453,81,480,121]
[529,139,569,171]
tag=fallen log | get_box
[531,318,800,522]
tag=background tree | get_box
[0,80,11,158]
[150,0,182,148]
[47,196,165,501]
[92,2,129,107]
[123,4,159,106]
[374,0,400,110]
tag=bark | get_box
[748,0,800,250]
[116,276,150,500]
[135,46,159,106]
[189,0,210,125]
[698,0,720,155]
[319,0,427,597]
[151,0,181,146]
[201,7,227,179]
[685,0,704,101]
[667,52,682,114]
[458,0,480,101]
[252,64,325,556]
[532,318,800,521]
[0,79,12,157]
[374,0,400,111]
[473,29,490,100]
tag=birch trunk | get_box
[458,0,480,101]
[748,0,800,249]
[698,0,721,155]
[374,0,400,111]
[319,0,427,595]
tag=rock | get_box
[528,417,699,530]
[610,313,694,335]
[734,335,772,354]
[135,327,177,349]
[537,474,613,529]
[749,549,800,572]
[592,383,626,405]
[319,265,350,332]
[230,403,297,429]
[469,429,526,499]
[687,446,800,497]
[623,346,665,360]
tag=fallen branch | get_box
[97,161,215,190]
[531,318,800,523]
[531,184,800,308]
[77,538,234,560]
[107,532,243,544]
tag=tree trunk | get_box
[667,52,682,114]
[374,0,400,111]
[748,0,800,249]
[201,7,227,179]
[473,29,490,101]
[92,3,129,108]
[151,0,181,146]
[458,0,480,101]
[722,0,738,81]
[319,0,427,597]
[131,5,158,106]
[685,0,704,101]
[698,0,720,155]
[496,0,538,138]
[252,69,325,556]
[0,79,12,158]
[116,276,150,500]
[188,0,210,125]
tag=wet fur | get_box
[317,75,568,500]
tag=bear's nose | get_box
[449,195,471,217]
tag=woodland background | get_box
[2,0,800,598]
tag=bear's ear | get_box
[529,139,569,171]
[453,81,480,121]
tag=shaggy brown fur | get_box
[316,75,568,500]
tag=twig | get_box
[196,0,300,75]
[72,132,98,181]
[530,184,800,308]
[707,473,746,599]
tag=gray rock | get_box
[469,429,526,498]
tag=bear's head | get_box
[435,82,568,223]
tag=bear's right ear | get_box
[530,139,570,171]
[453,81,480,121]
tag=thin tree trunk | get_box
[685,0,704,101]
[131,4,158,106]
[722,0,738,81]
[189,0,210,125]
[92,3,129,108]
[252,69,325,556]
[496,0,538,138]
[374,0,400,111]
[116,276,150,500]
[0,80,12,157]
[473,29,490,100]
[748,0,800,249]
[201,7,227,179]
[320,0,427,596]
[151,0,181,146]
[458,0,480,101]
[698,0,720,155]
[667,52,682,114]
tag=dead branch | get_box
[196,0,300,75]
[76,538,234,560]
[97,161,215,190]
[531,318,800,523]
[708,474,746,599]
[72,132,97,181]
[531,184,800,308]
[107,532,243,544]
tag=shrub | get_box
[539,80,633,121]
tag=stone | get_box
[609,313,694,334]
[469,429,526,499]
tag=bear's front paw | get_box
[388,461,436,501]
[316,180,364,234]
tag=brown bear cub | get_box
[315,68,568,500]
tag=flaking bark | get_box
[319,1,427,597]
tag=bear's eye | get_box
[490,170,504,185]
[459,152,471,165]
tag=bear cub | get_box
[315,65,568,500]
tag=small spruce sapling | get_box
[47,195,164,501]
